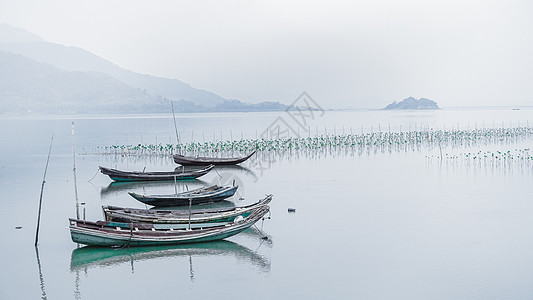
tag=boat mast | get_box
[72,122,80,219]
[171,101,181,154]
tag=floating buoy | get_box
[288,208,296,213]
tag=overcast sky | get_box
[1,0,532,108]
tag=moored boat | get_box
[69,205,270,247]
[128,185,238,207]
[173,151,256,166]
[103,194,273,223]
[99,165,214,182]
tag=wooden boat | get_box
[99,165,214,182]
[69,206,270,247]
[103,194,273,223]
[173,151,256,166]
[127,185,239,207]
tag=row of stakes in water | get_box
[91,126,533,161]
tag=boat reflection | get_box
[213,165,258,181]
[100,179,209,199]
[70,240,270,273]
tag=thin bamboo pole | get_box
[72,122,80,219]
[35,134,54,246]
[171,101,181,154]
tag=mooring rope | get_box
[253,222,268,240]
[87,168,99,182]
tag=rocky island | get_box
[384,97,440,110]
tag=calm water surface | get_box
[1,109,533,299]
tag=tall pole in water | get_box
[72,122,80,219]
[35,134,54,246]
[171,101,181,154]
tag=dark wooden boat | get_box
[103,194,273,223]
[127,185,238,207]
[99,165,214,182]
[173,151,256,166]
[69,205,269,247]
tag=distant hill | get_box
[384,97,440,110]
[0,50,173,113]
[0,24,289,114]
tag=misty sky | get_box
[1,0,532,108]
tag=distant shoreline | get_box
[1,106,531,120]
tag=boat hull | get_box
[70,226,249,246]
[128,186,238,207]
[108,175,199,182]
[99,165,213,182]
[173,151,256,166]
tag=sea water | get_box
[0,108,532,299]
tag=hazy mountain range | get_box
[0,24,290,114]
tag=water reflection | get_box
[34,246,47,300]
[70,240,270,273]
[213,165,258,182]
